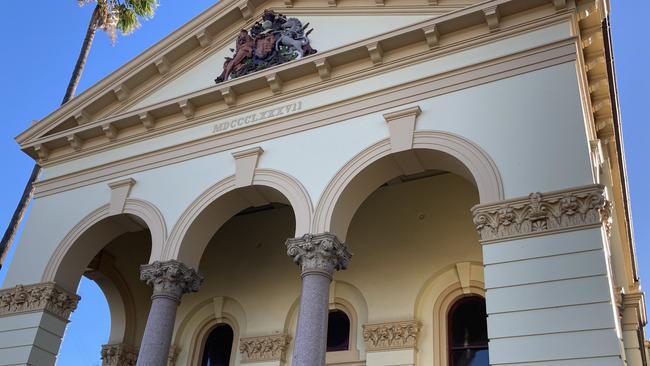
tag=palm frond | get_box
[77,0,159,43]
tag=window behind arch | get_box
[201,324,234,366]
[327,309,351,352]
[448,296,489,366]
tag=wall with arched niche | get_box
[172,296,246,366]
[414,262,485,366]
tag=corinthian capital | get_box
[286,233,352,275]
[140,260,203,301]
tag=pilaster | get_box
[472,184,624,365]
[0,282,79,366]
[621,286,648,366]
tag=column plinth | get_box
[286,233,351,366]
[136,260,202,366]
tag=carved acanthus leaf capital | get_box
[239,333,291,363]
[363,320,421,351]
[140,260,203,301]
[101,343,138,366]
[0,282,79,320]
[286,233,351,275]
[471,184,612,243]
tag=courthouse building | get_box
[0,0,647,365]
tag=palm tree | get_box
[0,0,159,270]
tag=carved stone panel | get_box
[363,321,420,352]
[101,343,138,366]
[239,333,291,362]
[0,282,79,321]
[471,184,611,243]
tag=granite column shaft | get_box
[286,233,351,366]
[136,260,202,366]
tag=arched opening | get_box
[173,178,308,365]
[315,132,503,240]
[48,206,160,364]
[320,140,491,364]
[200,324,234,366]
[167,171,312,270]
[327,309,351,352]
[56,277,110,365]
[447,296,489,366]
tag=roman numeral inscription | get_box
[212,101,303,134]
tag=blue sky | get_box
[0,1,647,365]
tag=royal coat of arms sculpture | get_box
[215,10,317,83]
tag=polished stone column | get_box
[286,233,351,366]
[137,260,202,366]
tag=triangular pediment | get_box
[18,0,572,166]
[17,0,480,147]
[126,13,436,112]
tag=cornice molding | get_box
[32,40,576,198]
[0,282,80,321]
[19,0,568,164]
[471,184,611,244]
[362,320,420,351]
[239,333,291,362]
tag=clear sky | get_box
[0,1,647,365]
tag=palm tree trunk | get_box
[0,6,100,270]
[63,5,100,104]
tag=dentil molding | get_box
[471,184,611,243]
[239,333,291,363]
[0,282,79,321]
[362,320,420,351]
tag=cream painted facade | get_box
[1,0,646,366]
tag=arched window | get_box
[327,309,351,352]
[448,296,489,366]
[201,324,234,366]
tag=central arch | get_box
[314,131,504,241]
[165,169,313,269]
